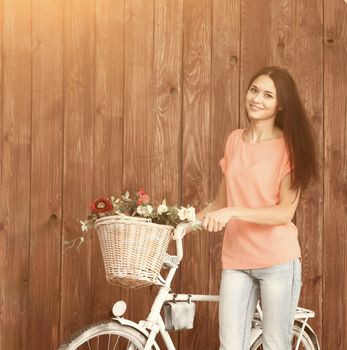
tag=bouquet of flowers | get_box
[80,188,199,232]
[64,188,201,250]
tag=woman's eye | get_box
[265,94,273,98]
[250,87,257,93]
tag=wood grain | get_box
[294,0,324,344]
[0,2,3,345]
[323,0,347,348]
[123,0,156,324]
[240,0,272,100]
[28,0,63,348]
[91,0,125,324]
[0,0,31,349]
[152,0,183,347]
[59,0,95,342]
[180,0,212,348]
[210,0,241,348]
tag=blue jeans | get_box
[219,258,302,350]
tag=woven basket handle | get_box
[94,214,152,228]
[116,214,152,222]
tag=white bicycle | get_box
[59,219,320,350]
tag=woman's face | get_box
[245,74,281,121]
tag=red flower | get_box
[89,197,113,214]
[137,194,150,205]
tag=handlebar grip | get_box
[173,220,202,240]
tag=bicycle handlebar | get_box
[172,220,202,262]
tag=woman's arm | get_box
[196,177,227,221]
[202,172,301,232]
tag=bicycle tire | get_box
[250,324,318,350]
[58,320,152,350]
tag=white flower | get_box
[158,204,168,215]
[122,191,130,200]
[137,205,153,216]
[80,220,89,232]
[178,207,187,220]
[137,206,145,216]
[186,207,196,222]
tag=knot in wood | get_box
[229,56,238,66]
[277,42,285,50]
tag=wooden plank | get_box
[268,0,296,67]
[240,0,272,93]
[0,0,2,199]
[210,0,241,348]
[91,0,125,322]
[180,0,212,348]
[0,0,4,347]
[0,0,32,349]
[28,0,64,349]
[240,0,297,106]
[123,0,156,324]
[294,0,324,345]
[151,0,183,347]
[323,1,347,348]
[59,0,95,342]
[152,0,183,200]
[0,11,3,344]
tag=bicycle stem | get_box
[173,220,201,262]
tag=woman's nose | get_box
[253,93,262,103]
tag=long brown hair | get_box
[246,66,319,192]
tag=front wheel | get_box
[58,320,148,350]
[251,323,318,349]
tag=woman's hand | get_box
[202,207,234,232]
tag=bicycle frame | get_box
[111,222,319,350]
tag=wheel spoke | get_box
[113,335,120,349]
[59,321,146,349]
[107,334,111,350]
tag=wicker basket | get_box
[94,215,174,288]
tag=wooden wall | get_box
[0,0,346,349]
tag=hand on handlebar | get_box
[201,207,232,232]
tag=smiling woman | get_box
[245,76,282,125]
[197,66,319,350]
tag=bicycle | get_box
[59,217,320,350]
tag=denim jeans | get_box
[219,258,302,350]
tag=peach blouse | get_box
[219,128,301,269]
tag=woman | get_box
[196,66,318,350]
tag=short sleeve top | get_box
[219,128,301,269]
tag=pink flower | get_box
[137,194,150,205]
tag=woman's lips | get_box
[249,104,263,111]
